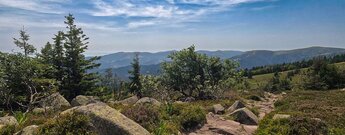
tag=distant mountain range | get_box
[92,46,345,79]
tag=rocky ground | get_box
[189,92,283,135]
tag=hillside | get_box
[94,46,345,79]
[233,46,345,69]
[94,50,243,70]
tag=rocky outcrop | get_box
[71,95,101,107]
[135,97,161,107]
[227,100,246,113]
[213,104,225,114]
[229,108,259,125]
[189,112,257,135]
[61,103,151,135]
[0,116,18,126]
[14,125,39,135]
[39,92,71,110]
[273,114,290,120]
[115,96,139,106]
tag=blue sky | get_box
[0,0,344,56]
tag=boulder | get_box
[213,104,225,114]
[184,97,195,102]
[135,97,161,107]
[273,114,291,120]
[32,107,53,114]
[60,103,150,135]
[0,116,18,126]
[40,92,71,110]
[229,108,259,125]
[15,125,39,135]
[116,96,139,105]
[227,100,246,113]
[71,95,101,107]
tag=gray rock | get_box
[213,104,225,114]
[15,125,39,135]
[0,116,18,126]
[184,97,195,102]
[39,92,71,110]
[273,114,290,120]
[32,107,53,114]
[61,103,151,135]
[135,97,161,107]
[229,108,259,125]
[117,96,139,105]
[71,95,101,107]
[227,100,246,113]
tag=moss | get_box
[38,113,96,135]
[179,105,206,131]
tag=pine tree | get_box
[128,53,142,97]
[52,31,65,84]
[62,14,100,100]
[13,27,36,56]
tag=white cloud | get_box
[89,0,272,28]
[0,0,69,14]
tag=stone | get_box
[15,125,39,135]
[135,97,161,106]
[184,97,195,102]
[0,116,18,126]
[60,103,151,135]
[227,100,246,113]
[213,104,225,114]
[39,92,71,110]
[229,108,259,125]
[71,95,101,107]
[273,114,291,120]
[32,107,53,114]
[116,96,139,105]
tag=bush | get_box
[38,113,96,135]
[178,105,206,131]
[257,115,329,135]
[122,105,160,132]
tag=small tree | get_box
[128,53,142,97]
[161,46,241,99]
[62,14,100,100]
[13,27,36,56]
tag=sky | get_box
[0,0,344,56]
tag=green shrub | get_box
[178,105,206,131]
[38,113,96,135]
[122,105,160,132]
[256,115,328,135]
[0,125,16,135]
[329,128,345,135]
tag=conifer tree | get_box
[13,27,36,56]
[128,53,142,97]
[62,14,100,100]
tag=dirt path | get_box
[188,92,283,135]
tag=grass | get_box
[257,89,345,134]
[248,62,345,90]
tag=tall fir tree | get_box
[62,14,100,100]
[13,27,36,56]
[128,53,142,97]
[52,31,65,85]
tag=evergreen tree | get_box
[128,53,142,97]
[52,31,65,84]
[13,27,36,56]
[62,14,100,100]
